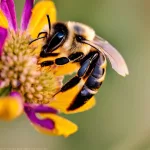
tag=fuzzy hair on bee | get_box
[62,22,95,54]
[29,15,129,113]
[38,21,96,57]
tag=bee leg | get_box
[78,53,98,77]
[40,61,54,67]
[53,53,99,96]
[40,55,79,67]
[53,76,82,96]
[67,53,106,111]
[55,52,84,65]
[40,56,75,67]
[55,57,70,65]
[40,57,70,67]
[67,85,95,110]
[68,52,84,62]
[40,52,84,67]
[40,50,60,58]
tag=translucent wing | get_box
[93,35,129,76]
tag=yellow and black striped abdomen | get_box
[67,52,107,111]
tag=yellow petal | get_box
[32,113,78,137]
[50,85,96,114]
[0,96,23,121]
[28,0,56,38]
[0,10,8,28]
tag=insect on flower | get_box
[31,15,129,114]
[0,0,78,137]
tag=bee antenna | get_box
[29,37,45,45]
[46,15,51,35]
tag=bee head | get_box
[40,21,95,57]
[40,22,68,57]
[62,22,95,54]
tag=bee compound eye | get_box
[48,31,65,51]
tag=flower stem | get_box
[0,86,11,96]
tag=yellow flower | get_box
[0,0,77,137]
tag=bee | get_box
[30,15,129,112]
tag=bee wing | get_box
[93,35,129,76]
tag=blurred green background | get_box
[0,0,150,150]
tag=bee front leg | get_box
[40,61,54,67]
[40,57,70,67]
[40,52,84,67]
[55,57,70,65]
[55,52,84,65]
